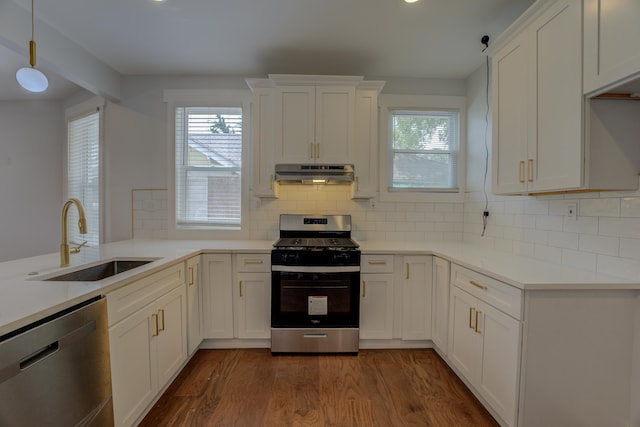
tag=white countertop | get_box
[1,238,637,337]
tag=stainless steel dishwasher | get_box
[0,296,113,426]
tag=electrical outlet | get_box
[567,203,577,219]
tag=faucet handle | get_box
[70,241,88,254]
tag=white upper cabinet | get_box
[492,0,583,194]
[491,0,638,195]
[247,75,384,199]
[583,0,640,95]
[275,85,355,164]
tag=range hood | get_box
[275,164,354,184]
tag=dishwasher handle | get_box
[0,319,96,384]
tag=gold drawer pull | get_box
[470,280,488,290]
[519,160,525,183]
[367,260,387,265]
[362,281,366,298]
[244,259,264,264]
[239,281,243,297]
[188,266,194,286]
[152,313,159,337]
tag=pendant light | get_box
[16,0,48,93]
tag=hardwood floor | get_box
[140,349,499,427]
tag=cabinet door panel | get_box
[275,87,315,163]
[478,301,521,427]
[109,306,157,427]
[432,257,450,354]
[530,0,582,192]
[186,257,202,355]
[584,0,640,93]
[202,254,234,338]
[315,87,355,163]
[448,286,482,383]
[236,273,271,339]
[492,35,529,194]
[402,256,433,340]
[360,273,393,339]
[155,286,187,387]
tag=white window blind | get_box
[390,110,459,191]
[175,107,242,228]
[67,110,100,246]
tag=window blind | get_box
[67,110,100,246]
[175,107,242,228]
[390,110,459,191]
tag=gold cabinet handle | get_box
[309,143,314,159]
[519,160,525,183]
[188,266,194,286]
[367,260,386,265]
[469,307,476,330]
[158,309,165,332]
[475,310,482,333]
[244,259,264,265]
[239,281,243,297]
[469,280,488,291]
[355,176,359,192]
[152,313,159,337]
[527,159,534,182]
[406,263,410,280]
[270,174,274,190]
[362,280,366,298]
[316,142,320,159]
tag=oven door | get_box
[271,266,360,328]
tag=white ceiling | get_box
[0,0,536,101]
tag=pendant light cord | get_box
[31,0,35,41]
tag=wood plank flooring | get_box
[140,349,499,427]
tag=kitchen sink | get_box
[44,258,158,282]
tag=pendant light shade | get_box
[16,0,48,93]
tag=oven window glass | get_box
[279,273,351,314]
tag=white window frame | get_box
[379,94,466,203]
[64,97,105,247]
[164,89,252,240]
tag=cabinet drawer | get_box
[235,253,271,272]
[361,255,394,273]
[107,263,185,326]
[450,264,522,319]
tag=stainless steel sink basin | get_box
[45,259,157,282]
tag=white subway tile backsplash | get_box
[535,215,564,231]
[596,255,640,281]
[548,231,579,250]
[579,198,621,217]
[599,217,640,239]
[561,249,597,272]
[563,216,598,234]
[621,197,640,218]
[619,238,640,260]
[579,235,620,256]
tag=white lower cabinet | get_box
[401,255,433,340]
[431,257,450,355]
[235,254,271,339]
[108,265,187,427]
[201,253,234,339]
[360,255,394,340]
[185,255,202,355]
[448,265,522,427]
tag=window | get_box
[175,107,242,229]
[379,94,466,202]
[390,110,459,191]
[67,110,100,246]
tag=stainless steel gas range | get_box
[271,214,360,354]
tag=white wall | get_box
[0,102,63,262]
[464,64,640,281]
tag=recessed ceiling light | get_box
[404,0,420,3]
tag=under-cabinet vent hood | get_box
[275,164,354,184]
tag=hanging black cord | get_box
[481,54,490,237]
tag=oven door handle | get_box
[272,265,360,273]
